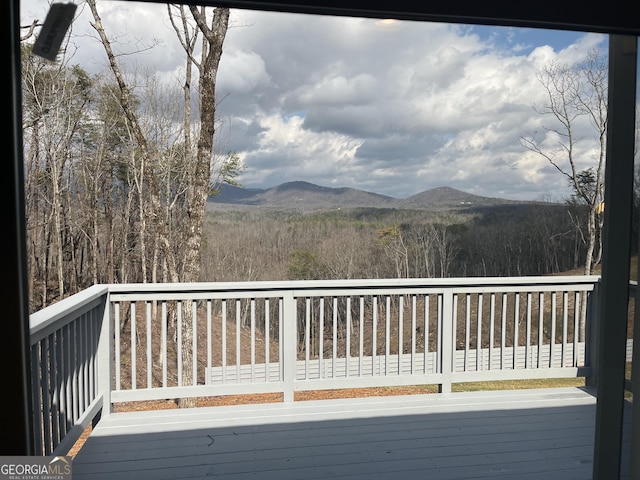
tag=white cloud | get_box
[21,1,609,201]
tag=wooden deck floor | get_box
[72,387,632,480]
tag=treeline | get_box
[201,203,591,283]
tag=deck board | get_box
[72,387,631,480]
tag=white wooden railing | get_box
[31,275,621,456]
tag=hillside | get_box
[208,181,531,212]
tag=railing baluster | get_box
[538,292,544,368]
[251,299,256,383]
[319,297,325,378]
[477,294,483,371]
[264,299,270,382]
[465,294,471,372]
[177,302,182,387]
[161,301,167,388]
[372,296,378,376]
[146,302,152,388]
[573,292,580,367]
[513,293,519,370]
[207,300,212,383]
[489,293,495,370]
[411,294,417,375]
[305,298,310,379]
[346,297,351,378]
[193,299,198,386]
[385,296,390,375]
[236,300,241,383]
[359,296,364,377]
[562,291,569,368]
[424,294,430,374]
[550,293,557,368]
[397,295,403,375]
[333,297,338,378]
[114,302,121,390]
[526,293,532,369]
[131,303,137,390]
[222,300,227,383]
[501,293,507,370]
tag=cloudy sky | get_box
[21,1,609,201]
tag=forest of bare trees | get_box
[201,204,593,284]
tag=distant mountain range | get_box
[208,181,535,211]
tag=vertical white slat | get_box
[282,292,297,402]
[319,297,325,378]
[131,303,137,390]
[385,296,390,375]
[55,329,65,442]
[333,297,338,378]
[42,336,52,453]
[222,300,227,383]
[84,315,91,408]
[49,331,63,444]
[464,294,471,372]
[436,294,443,374]
[114,302,121,390]
[264,299,270,382]
[278,298,284,383]
[31,344,43,455]
[424,294,430,374]
[346,297,351,378]
[372,296,378,376]
[526,293,532,369]
[161,302,167,388]
[440,291,454,393]
[562,291,569,368]
[192,300,198,386]
[90,310,98,402]
[207,300,212,382]
[146,302,152,388]
[250,298,256,383]
[500,294,507,370]
[71,320,79,422]
[87,312,95,404]
[489,293,495,370]
[305,298,311,379]
[451,293,457,374]
[411,295,417,375]
[78,317,86,412]
[398,295,403,375]
[513,293,520,370]
[236,299,241,383]
[177,302,182,387]
[98,298,113,418]
[76,318,85,413]
[64,322,73,425]
[573,291,581,366]
[477,294,483,371]
[538,292,544,368]
[359,296,364,377]
[550,292,557,368]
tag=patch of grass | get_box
[452,377,586,392]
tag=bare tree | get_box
[521,49,607,277]
[521,49,607,342]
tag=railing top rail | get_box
[29,284,109,344]
[104,275,600,296]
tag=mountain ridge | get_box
[208,181,538,212]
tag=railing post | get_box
[282,291,297,402]
[586,280,601,389]
[440,290,454,394]
[96,292,113,418]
